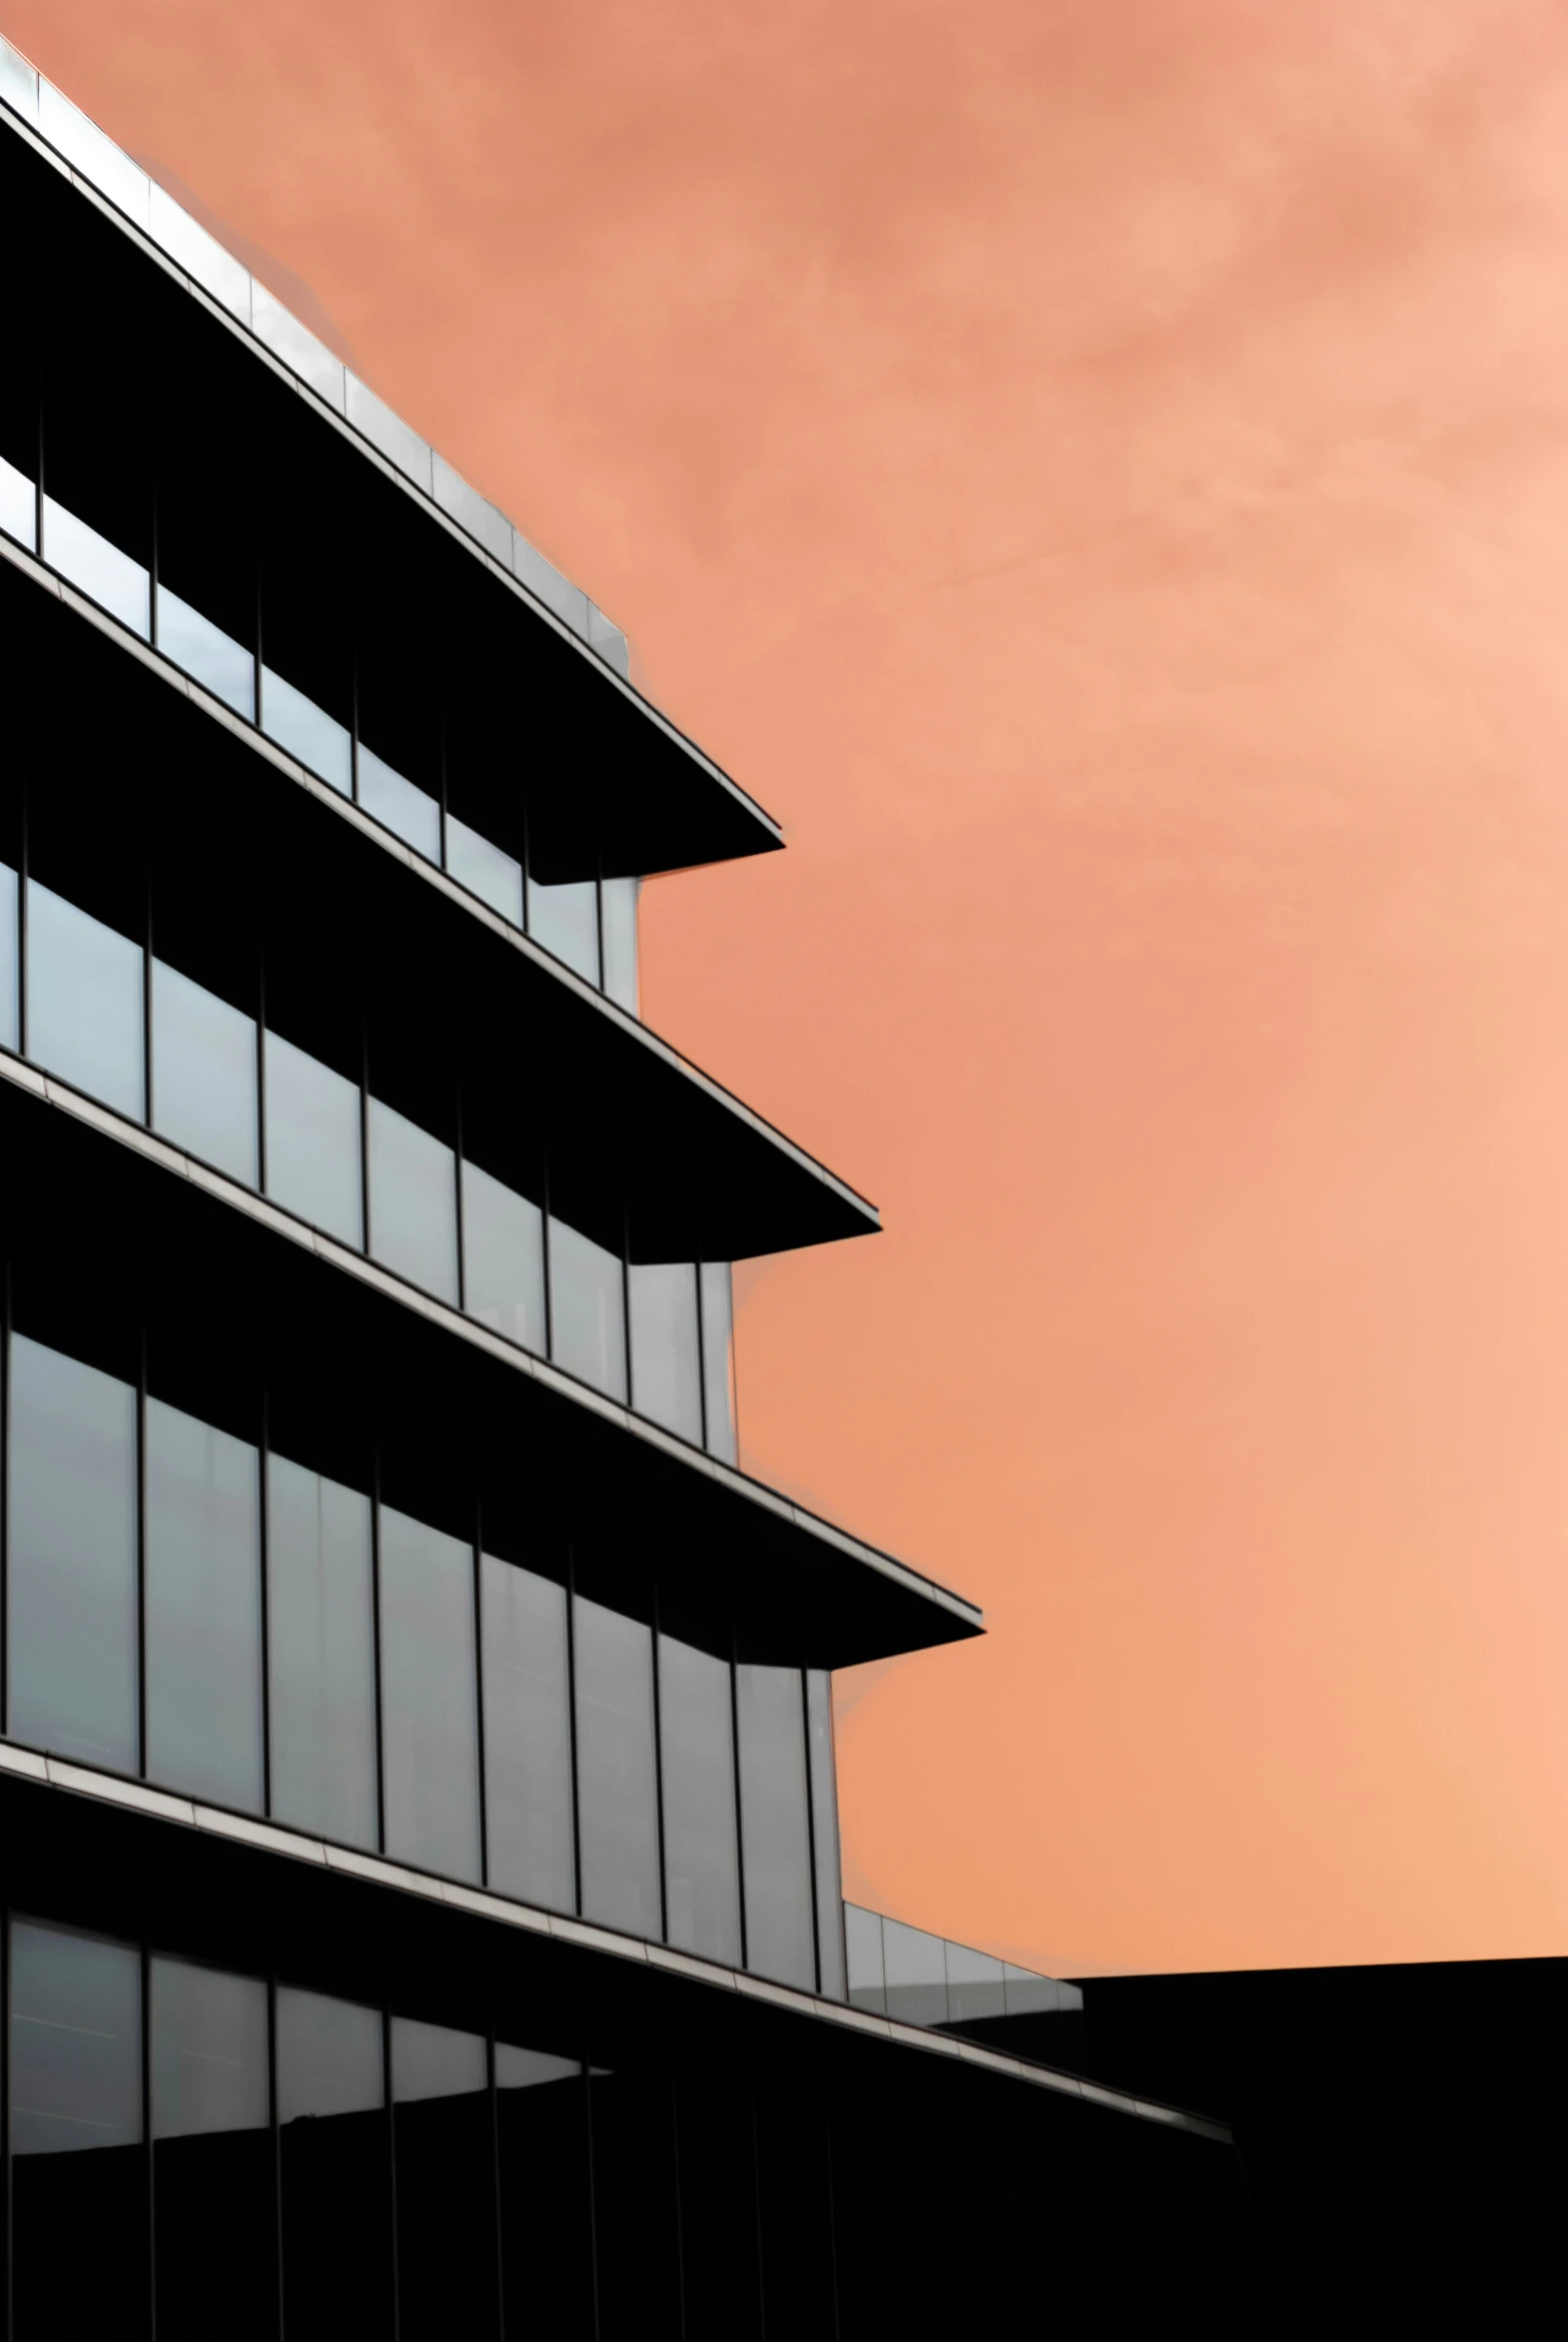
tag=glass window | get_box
[0,856,18,1053]
[144,1397,264,1813]
[675,2079,764,2342]
[156,585,255,719]
[152,959,258,1185]
[27,878,145,1121]
[590,2070,683,2342]
[392,2016,486,2101]
[43,495,150,637]
[528,876,600,985]
[367,1097,457,1304]
[736,1665,815,1990]
[805,1671,846,1999]
[481,1555,575,1912]
[628,1261,702,1443]
[358,745,440,861]
[573,1595,660,1940]
[0,451,35,549]
[461,1161,545,1351]
[944,1941,1006,2024]
[268,1455,378,1849]
[599,877,639,1013]
[152,1958,274,2342]
[263,1030,363,1247]
[699,1263,737,1464]
[447,813,523,925]
[380,1504,481,1882]
[278,1986,392,2342]
[881,1919,949,2027]
[844,1904,886,2014]
[9,1333,139,1772]
[392,2018,497,2340]
[261,667,353,796]
[496,2045,594,2341]
[658,1635,741,1966]
[10,1919,148,2339]
[548,1215,626,1399]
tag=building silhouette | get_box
[0,42,1254,2337]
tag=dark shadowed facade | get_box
[0,41,1259,2338]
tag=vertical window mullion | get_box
[565,1551,582,1917]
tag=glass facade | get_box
[843,1904,1082,2024]
[0,860,736,1456]
[0,1310,838,1988]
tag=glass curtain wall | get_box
[0,1315,838,1989]
[0,857,733,1455]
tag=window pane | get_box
[261,666,352,795]
[447,813,523,924]
[699,1263,736,1464]
[628,1262,702,1443]
[806,1671,847,1999]
[844,1905,886,2015]
[461,1161,545,1351]
[0,856,18,1052]
[152,959,258,1185]
[676,2080,764,2342]
[152,1959,268,2138]
[368,1097,457,1303]
[152,1960,274,2342]
[881,1919,948,2027]
[599,877,639,1013]
[9,1333,139,1772]
[27,878,145,1120]
[736,1665,815,1990]
[278,1987,392,2342]
[591,2070,683,2342]
[268,1455,378,1849]
[380,1505,481,1882]
[573,1596,660,1940]
[0,451,35,549]
[392,2019,497,2339]
[944,1941,1006,2024]
[359,745,440,861]
[145,1397,264,1812]
[156,584,254,718]
[496,2048,594,2341]
[527,876,599,984]
[43,495,149,636]
[263,1030,363,1246]
[481,1555,575,1911]
[658,1636,741,1966]
[548,1216,626,1400]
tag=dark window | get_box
[8,1333,139,1772]
[676,2080,764,2342]
[151,1957,276,2342]
[380,1504,481,1882]
[658,1634,741,1966]
[573,1595,660,1940]
[267,1455,379,1849]
[495,2047,595,2340]
[481,1555,575,1912]
[590,2069,683,2342]
[144,1397,264,1812]
[277,1984,392,2342]
[392,2017,497,2339]
[736,1665,816,1990]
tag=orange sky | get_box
[18,0,1568,1973]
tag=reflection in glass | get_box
[573,1596,660,1939]
[10,1920,147,2339]
[156,585,254,718]
[27,879,145,1121]
[599,877,639,1013]
[736,1664,816,1990]
[152,1959,275,2342]
[806,1671,847,1999]
[629,1261,702,1443]
[481,1556,575,1911]
[496,2047,595,2341]
[462,1161,545,1350]
[0,451,35,549]
[368,1097,457,1303]
[0,857,18,1053]
[264,1030,363,1247]
[9,1334,139,1772]
[144,1397,264,1812]
[658,1635,741,1965]
[392,2016,486,2101]
[591,2070,684,2341]
[380,1505,481,1882]
[881,1918,948,2027]
[268,1456,378,1849]
[358,745,440,861]
[549,1215,627,1399]
[278,1986,392,2342]
[152,959,258,1185]
[944,1940,1007,2023]
[844,1904,886,2015]
[261,667,352,796]
[699,1263,737,1464]
[528,876,599,985]
[392,2018,497,2338]
[447,813,523,924]
[43,496,149,636]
